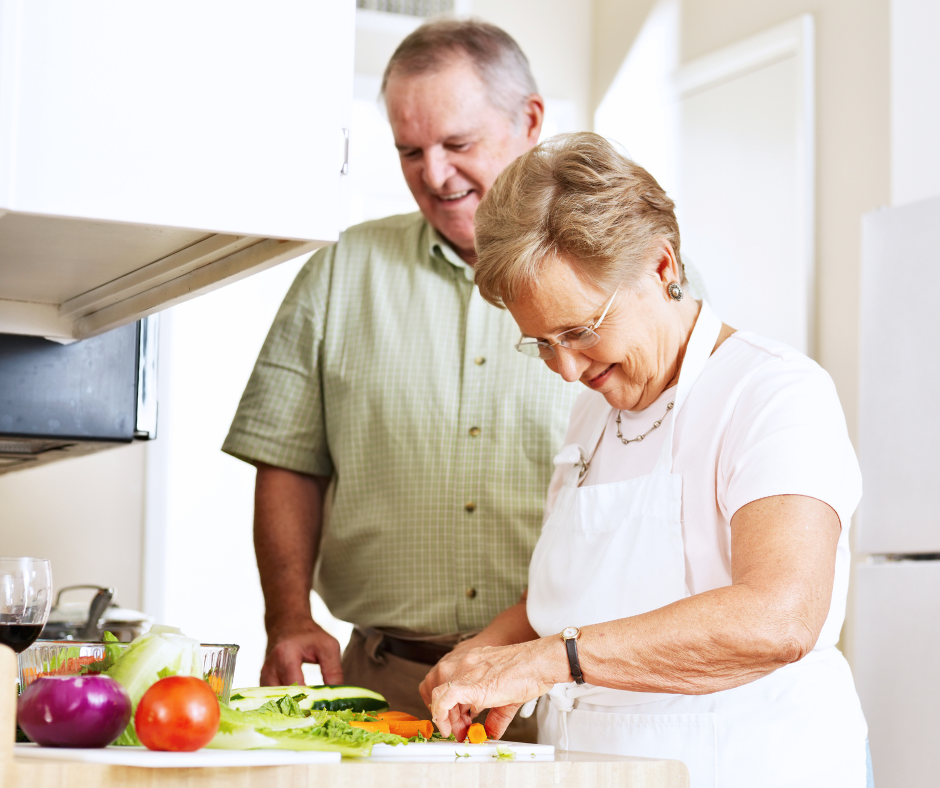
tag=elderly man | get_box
[222,20,578,738]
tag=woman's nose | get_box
[552,346,587,383]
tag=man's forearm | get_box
[253,463,331,632]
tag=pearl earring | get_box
[667,282,684,301]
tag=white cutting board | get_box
[14,742,341,767]
[369,740,554,762]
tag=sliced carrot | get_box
[205,674,224,697]
[386,719,434,739]
[375,711,419,722]
[349,720,391,734]
[467,723,487,744]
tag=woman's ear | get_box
[654,240,681,286]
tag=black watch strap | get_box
[565,636,585,685]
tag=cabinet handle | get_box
[341,127,350,175]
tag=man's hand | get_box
[253,465,335,687]
[260,618,344,686]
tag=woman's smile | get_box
[584,364,616,389]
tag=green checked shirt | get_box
[223,212,580,636]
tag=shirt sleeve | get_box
[221,246,335,477]
[718,357,862,529]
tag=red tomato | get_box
[135,676,221,751]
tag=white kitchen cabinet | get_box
[0,0,354,340]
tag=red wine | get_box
[0,623,43,653]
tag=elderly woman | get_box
[420,133,870,787]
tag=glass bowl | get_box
[17,641,239,704]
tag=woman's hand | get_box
[429,638,566,740]
[418,637,478,715]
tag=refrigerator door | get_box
[853,560,940,787]
[858,195,940,554]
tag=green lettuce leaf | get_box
[207,704,405,757]
[105,626,203,746]
[256,694,306,718]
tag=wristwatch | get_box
[560,626,585,685]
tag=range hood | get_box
[0,215,314,341]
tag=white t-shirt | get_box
[544,331,862,651]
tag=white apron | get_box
[526,302,868,788]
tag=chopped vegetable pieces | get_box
[467,723,488,744]
[375,711,419,722]
[349,720,390,734]
[228,685,389,714]
[386,719,434,739]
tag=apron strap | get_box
[654,301,723,473]
[555,391,611,486]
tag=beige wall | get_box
[472,0,594,131]
[591,0,658,116]
[891,0,940,205]
[592,0,890,437]
[0,442,146,611]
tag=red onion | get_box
[18,675,132,748]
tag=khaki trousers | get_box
[341,628,538,744]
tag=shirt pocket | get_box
[564,708,716,788]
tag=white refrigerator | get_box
[854,193,940,787]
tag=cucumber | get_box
[228,685,389,713]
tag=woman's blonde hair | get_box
[474,132,683,307]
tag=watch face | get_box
[562,626,579,640]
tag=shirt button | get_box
[474,356,486,365]
[465,502,476,513]
[465,587,477,599]
[468,426,481,437]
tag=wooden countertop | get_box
[1,646,689,788]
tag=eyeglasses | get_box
[515,289,619,360]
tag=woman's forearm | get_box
[539,495,840,694]
[572,583,814,695]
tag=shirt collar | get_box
[427,224,476,283]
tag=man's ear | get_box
[520,93,545,145]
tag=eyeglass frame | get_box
[514,287,620,360]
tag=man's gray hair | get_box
[381,19,538,121]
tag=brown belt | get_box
[377,633,452,666]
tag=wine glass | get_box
[0,557,52,653]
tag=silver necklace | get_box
[615,401,674,446]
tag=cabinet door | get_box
[0,0,354,242]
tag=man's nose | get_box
[552,346,588,383]
[423,149,454,191]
